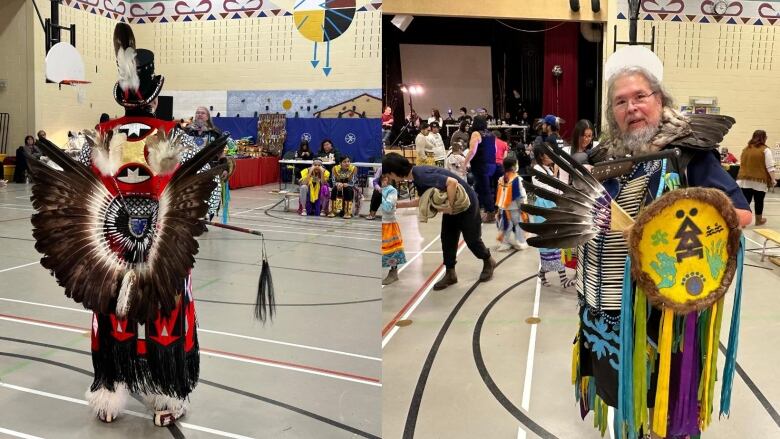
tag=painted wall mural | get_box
[293,0,357,76]
[62,0,381,76]
[617,0,780,25]
[63,0,381,23]
[225,88,382,117]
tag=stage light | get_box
[401,85,408,93]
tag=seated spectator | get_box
[329,155,358,218]
[366,166,382,220]
[294,140,313,179]
[317,139,339,171]
[720,147,738,164]
[299,159,331,216]
[14,135,40,183]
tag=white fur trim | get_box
[143,393,188,418]
[116,47,140,92]
[85,383,128,421]
[92,131,127,176]
[146,135,183,175]
[116,270,135,318]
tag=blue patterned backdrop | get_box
[226,89,382,118]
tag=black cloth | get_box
[411,165,477,206]
[13,147,27,183]
[441,201,491,268]
[742,188,766,215]
[370,189,382,213]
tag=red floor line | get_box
[381,241,465,337]
[0,313,379,384]
[201,348,380,383]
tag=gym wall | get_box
[0,0,36,151]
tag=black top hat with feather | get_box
[112,23,164,112]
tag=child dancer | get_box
[531,144,575,288]
[380,174,406,285]
[495,156,529,251]
[445,139,469,181]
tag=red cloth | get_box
[495,138,509,164]
[229,157,280,189]
[542,22,579,141]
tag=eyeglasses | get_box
[613,91,656,111]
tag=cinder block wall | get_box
[0,0,36,152]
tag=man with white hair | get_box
[524,47,752,438]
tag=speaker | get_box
[391,15,413,32]
[570,0,580,12]
[156,95,173,121]
[592,0,600,12]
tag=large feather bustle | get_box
[26,139,127,316]
[27,135,227,322]
[146,130,184,175]
[91,130,127,176]
[116,46,140,93]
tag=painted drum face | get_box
[629,188,741,313]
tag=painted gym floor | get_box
[0,182,381,438]
[382,192,780,438]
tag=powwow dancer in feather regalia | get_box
[25,23,274,427]
[520,46,752,438]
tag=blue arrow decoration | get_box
[323,40,332,76]
[311,41,320,68]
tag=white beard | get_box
[609,125,658,157]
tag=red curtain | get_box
[542,22,579,142]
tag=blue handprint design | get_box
[650,252,677,289]
[705,239,726,280]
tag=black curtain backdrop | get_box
[383,15,600,144]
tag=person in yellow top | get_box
[329,155,358,218]
[299,158,331,216]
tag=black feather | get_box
[527,232,599,249]
[113,22,136,54]
[519,203,592,222]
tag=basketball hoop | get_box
[46,42,90,85]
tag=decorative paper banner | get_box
[629,188,741,314]
[617,0,780,26]
[62,0,382,24]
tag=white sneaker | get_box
[513,242,529,250]
[497,243,512,252]
[300,211,307,216]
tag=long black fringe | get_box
[255,257,276,322]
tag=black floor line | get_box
[0,338,379,438]
[194,257,381,279]
[402,250,519,439]
[196,297,381,307]
[718,342,780,428]
[235,211,381,234]
[0,351,184,438]
[197,237,380,255]
[263,209,381,233]
[472,275,558,439]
